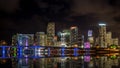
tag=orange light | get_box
[70,26,77,29]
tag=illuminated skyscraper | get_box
[57,29,71,47]
[99,23,107,48]
[12,34,34,46]
[88,30,94,47]
[106,32,112,46]
[47,22,55,46]
[17,34,34,46]
[59,32,67,47]
[62,29,71,45]
[53,36,58,46]
[70,26,78,47]
[35,32,47,46]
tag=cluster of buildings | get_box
[11,22,119,48]
[0,22,119,68]
[95,24,119,48]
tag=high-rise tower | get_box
[88,30,94,47]
[47,22,55,46]
[99,23,107,48]
[35,32,47,46]
[70,26,78,47]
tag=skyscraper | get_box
[88,30,94,47]
[99,23,107,48]
[12,34,34,46]
[47,22,55,46]
[62,29,71,45]
[35,32,47,46]
[106,32,112,46]
[70,26,78,47]
[17,34,34,46]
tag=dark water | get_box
[0,55,120,68]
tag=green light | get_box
[13,53,16,57]
[13,47,16,50]
[110,55,117,60]
[110,44,117,49]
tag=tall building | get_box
[57,29,71,47]
[88,30,94,47]
[98,23,107,48]
[59,32,68,47]
[62,29,71,45]
[12,34,34,46]
[16,34,34,46]
[47,22,55,46]
[53,36,58,47]
[35,32,47,46]
[106,32,112,46]
[70,26,78,47]
[78,35,85,48]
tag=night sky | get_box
[0,0,120,44]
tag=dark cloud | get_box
[0,0,120,44]
[0,0,19,13]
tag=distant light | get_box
[84,42,90,48]
[99,23,106,26]
[84,56,90,62]
[70,26,77,29]
[88,30,92,37]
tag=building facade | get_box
[35,32,47,46]
[47,22,55,46]
[98,24,107,48]
[70,26,78,47]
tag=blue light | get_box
[18,46,23,58]
[48,48,50,56]
[61,47,65,57]
[2,46,5,58]
[74,48,78,56]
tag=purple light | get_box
[84,56,90,62]
[25,39,28,49]
[84,42,90,48]
[26,39,28,46]
[25,58,28,64]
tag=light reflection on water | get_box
[0,47,120,68]
[1,55,119,68]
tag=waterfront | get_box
[0,53,120,68]
[0,46,120,68]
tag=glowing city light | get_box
[70,26,77,29]
[84,56,90,62]
[84,42,90,48]
[99,23,106,26]
[61,47,65,56]
[74,48,78,56]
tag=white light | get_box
[37,48,41,52]
[99,23,106,26]
[37,53,41,55]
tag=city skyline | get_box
[0,22,119,45]
[0,0,120,68]
[0,22,118,49]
